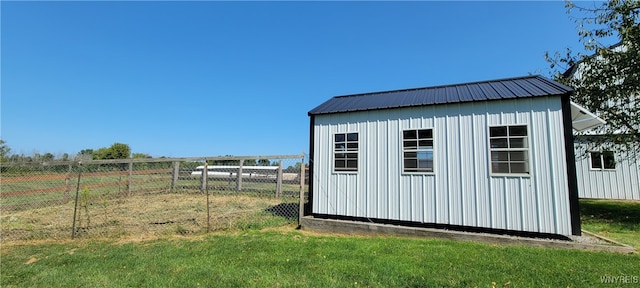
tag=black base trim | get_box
[311,213,572,241]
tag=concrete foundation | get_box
[300,216,636,254]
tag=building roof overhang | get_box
[570,101,606,132]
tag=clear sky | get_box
[2,1,589,158]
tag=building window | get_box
[403,129,434,173]
[590,151,615,170]
[334,133,358,172]
[489,125,529,174]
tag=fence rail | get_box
[0,154,307,241]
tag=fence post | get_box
[206,161,211,233]
[276,160,283,198]
[64,164,73,203]
[171,161,180,193]
[200,160,208,194]
[72,163,83,239]
[236,160,244,191]
[127,160,133,196]
[298,153,306,227]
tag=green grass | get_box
[580,199,640,249]
[1,229,638,288]
[2,199,638,287]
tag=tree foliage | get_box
[0,139,10,163]
[132,153,152,159]
[92,143,132,160]
[546,0,640,156]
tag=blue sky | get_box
[2,1,590,158]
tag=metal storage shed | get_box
[307,75,585,237]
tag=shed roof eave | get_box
[570,101,607,132]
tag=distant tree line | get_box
[0,139,307,173]
[0,140,142,164]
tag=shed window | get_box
[489,125,529,174]
[590,151,615,170]
[334,133,358,172]
[403,129,434,173]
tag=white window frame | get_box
[488,124,530,176]
[590,151,616,170]
[402,128,435,174]
[333,132,358,173]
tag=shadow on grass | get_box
[580,199,640,230]
[265,203,299,220]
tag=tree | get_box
[92,143,131,160]
[42,153,55,163]
[546,0,640,156]
[132,153,152,159]
[77,149,94,161]
[284,162,306,173]
[0,139,10,163]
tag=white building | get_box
[563,44,640,200]
[574,137,640,200]
[307,75,602,237]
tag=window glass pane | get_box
[603,151,615,169]
[509,138,527,148]
[509,126,528,136]
[335,132,357,172]
[418,129,432,139]
[417,151,433,160]
[490,127,507,137]
[403,129,434,173]
[404,152,417,158]
[489,125,529,175]
[510,151,527,161]
[511,163,528,173]
[491,151,509,161]
[418,140,433,148]
[403,130,417,139]
[591,152,602,169]
[490,138,508,148]
[492,163,510,173]
[404,159,417,169]
[418,159,433,170]
[404,140,417,148]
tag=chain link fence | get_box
[0,154,307,241]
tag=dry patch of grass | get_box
[1,192,296,242]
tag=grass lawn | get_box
[1,228,639,287]
[1,199,638,287]
[580,199,640,249]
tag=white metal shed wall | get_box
[311,96,573,235]
[575,146,640,200]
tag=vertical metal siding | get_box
[312,96,573,235]
[575,146,640,200]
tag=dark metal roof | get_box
[308,75,573,116]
